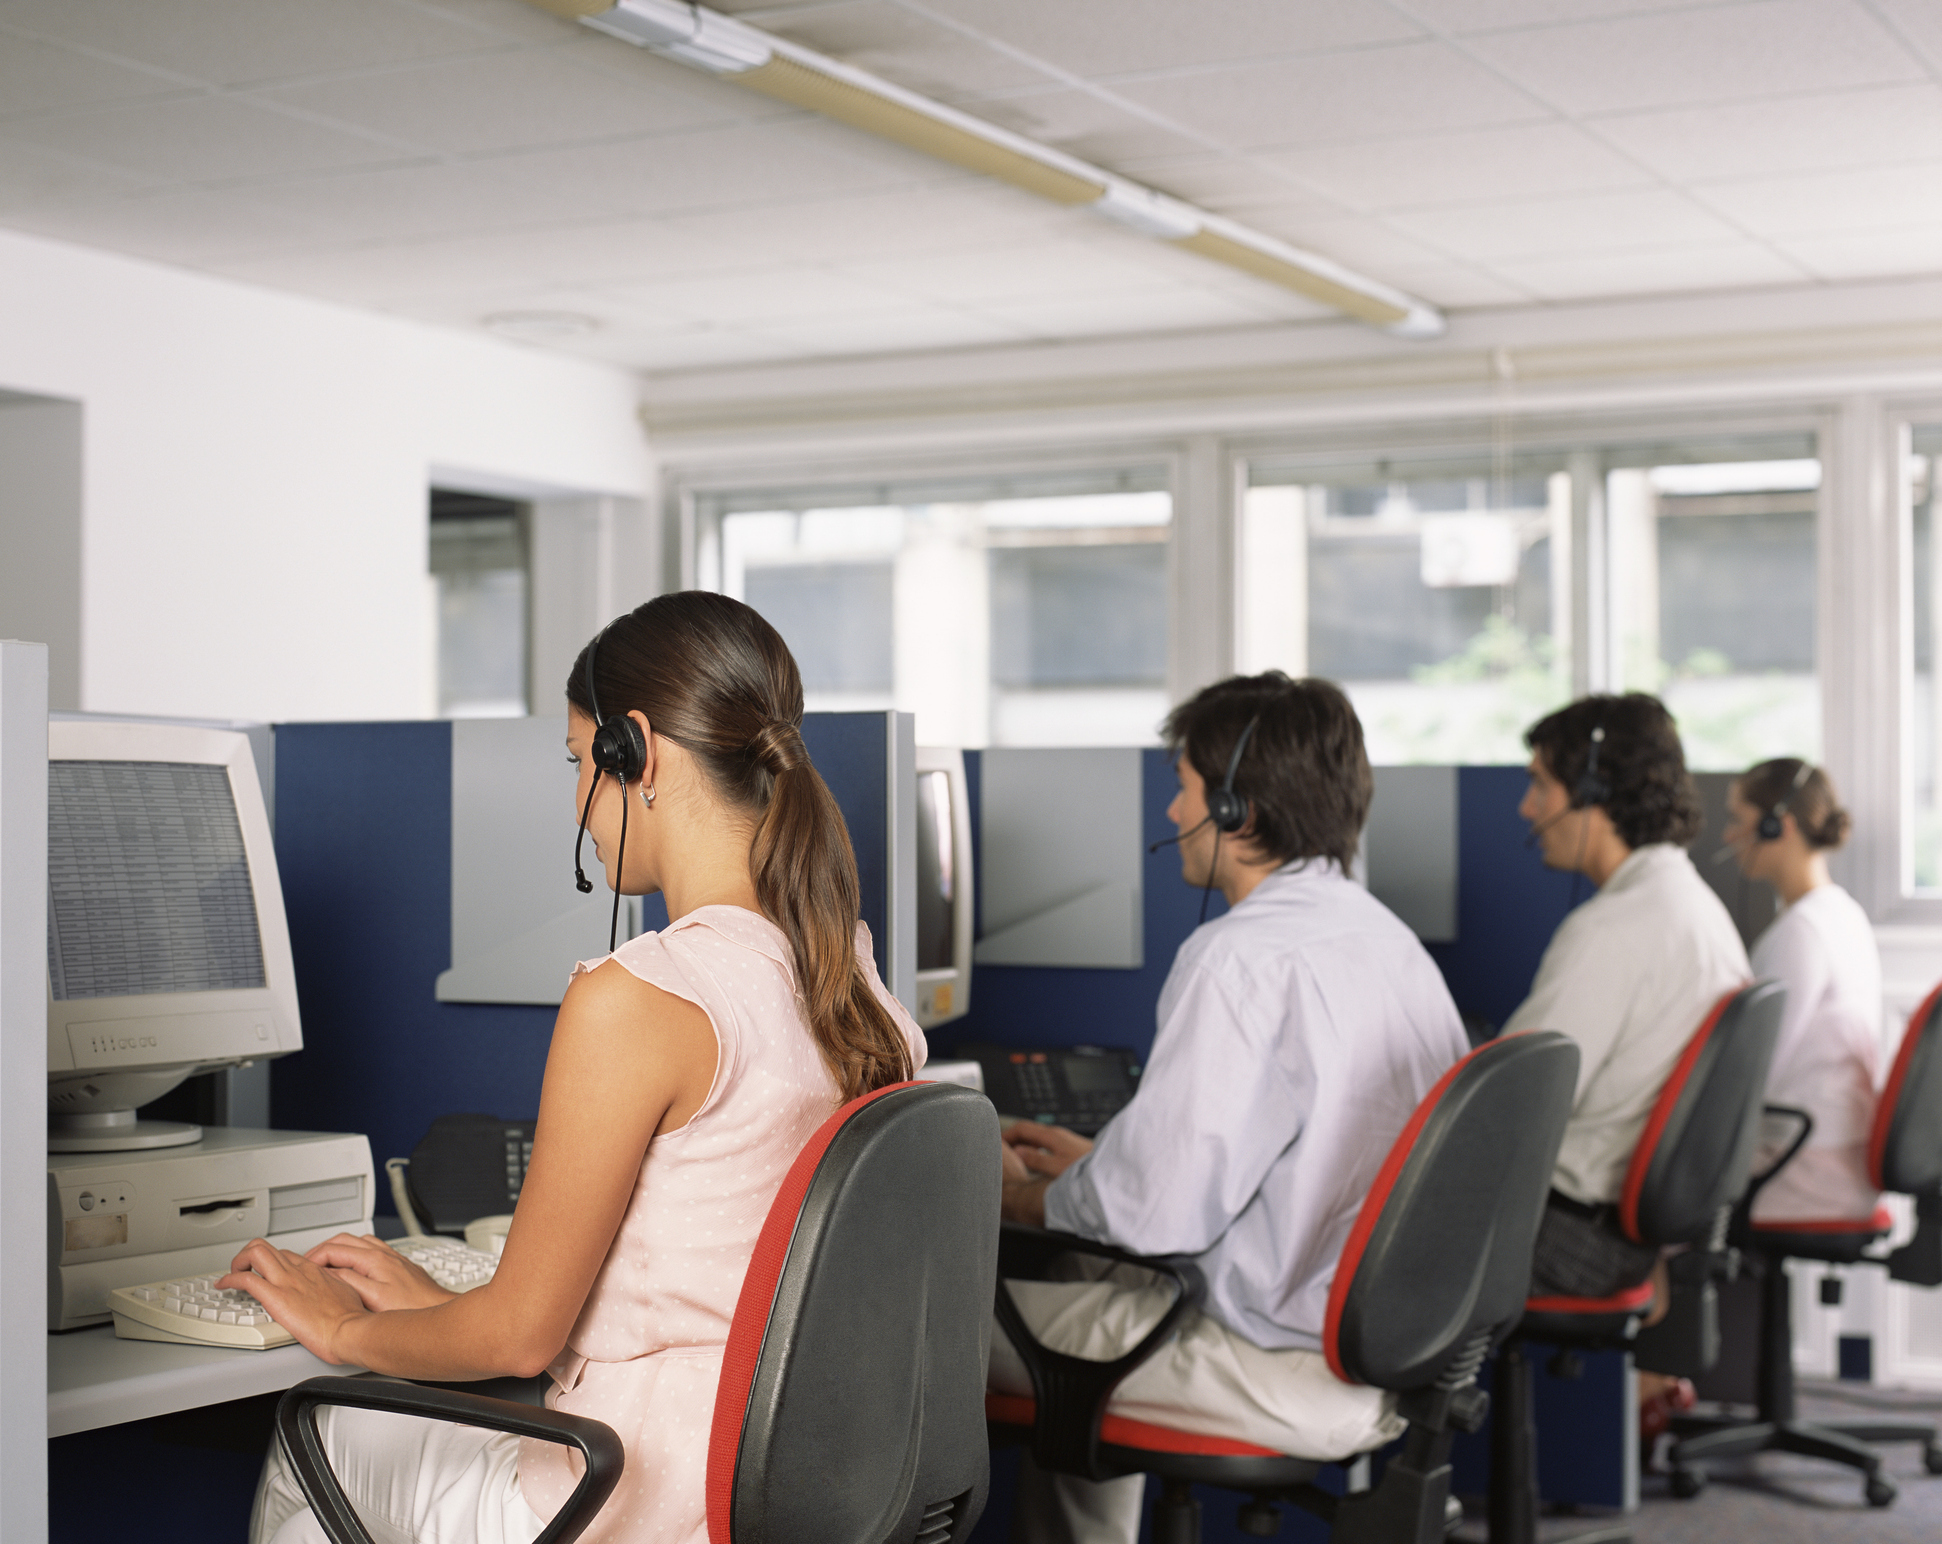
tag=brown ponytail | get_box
[566,592,912,1102]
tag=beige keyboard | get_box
[110,1274,293,1350]
[391,1234,499,1292]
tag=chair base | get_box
[1667,1411,1938,1507]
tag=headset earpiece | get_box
[1756,761,1813,843]
[591,716,647,783]
[1572,726,1609,809]
[1206,715,1260,835]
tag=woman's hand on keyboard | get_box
[219,1240,373,1364]
[305,1233,457,1313]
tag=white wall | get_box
[0,399,82,711]
[0,228,650,723]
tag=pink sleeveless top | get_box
[518,907,926,1543]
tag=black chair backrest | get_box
[1873,983,1942,1196]
[706,1081,1000,1544]
[1620,981,1784,1246]
[1326,1031,1579,1390]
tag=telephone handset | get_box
[387,1113,534,1237]
[956,1042,1142,1136]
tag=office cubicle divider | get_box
[269,713,903,1213]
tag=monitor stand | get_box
[49,1110,202,1153]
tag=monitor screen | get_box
[915,768,955,973]
[47,760,266,1002]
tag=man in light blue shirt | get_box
[996,673,1467,1544]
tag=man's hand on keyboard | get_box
[219,1240,371,1363]
[305,1233,457,1312]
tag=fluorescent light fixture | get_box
[526,0,1444,338]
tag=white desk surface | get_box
[49,1323,364,1438]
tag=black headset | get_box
[572,622,647,951]
[1572,725,1609,809]
[1206,715,1261,835]
[1757,761,1813,842]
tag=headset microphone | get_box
[1150,816,1212,854]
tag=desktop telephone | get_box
[955,1042,1142,1136]
[399,1114,534,1234]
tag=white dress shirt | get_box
[1502,844,1750,1206]
[1043,860,1468,1353]
[1749,884,1883,1223]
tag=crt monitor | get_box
[46,719,302,1153]
[913,745,973,1029]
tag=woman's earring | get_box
[639,783,655,810]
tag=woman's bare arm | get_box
[221,959,718,1378]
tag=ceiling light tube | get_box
[526,0,1444,338]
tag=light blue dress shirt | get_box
[1044,860,1468,1352]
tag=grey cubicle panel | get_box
[1366,765,1459,944]
[435,712,919,1011]
[974,747,1144,970]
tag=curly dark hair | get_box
[1163,671,1371,870]
[1740,758,1851,851]
[1526,693,1702,850]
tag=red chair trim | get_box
[1618,988,1742,1244]
[1524,1280,1657,1315]
[1870,984,1942,1190]
[1322,1036,1502,1384]
[705,1080,921,1544]
[983,1393,1283,1458]
[1752,1207,1893,1236]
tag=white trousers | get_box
[991,1277,1403,1544]
[251,1405,548,1544]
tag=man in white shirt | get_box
[1502,694,1749,1300]
[996,672,1469,1544]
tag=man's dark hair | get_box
[1525,693,1702,850]
[1162,672,1371,870]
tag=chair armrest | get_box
[1730,1104,1814,1238]
[275,1376,623,1544]
[993,1224,1197,1481]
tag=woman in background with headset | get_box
[1724,759,1882,1225]
[225,592,925,1544]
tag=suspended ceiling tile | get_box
[1487,240,1809,301]
[233,158,586,243]
[1466,0,1926,116]
[1390,187,1745,261]
[0,0,515,89]
[255,44,747,155]
[974,283,1311,340]
[833,235,1196,306]
[0,186,337,265]
[0,139,155,216]
[1777,221,1942,279]
[0,28,189,119]
[1375,261,1536,307]
[1401,0,1695,30]
[655,183,1072,266]
[1692,160,1942,237]
[0,95,417,184]
[743,1,1053,98]
[913,0,1422,77]
[1270,121,1653,211]
[1594,84,1942,183]
[1108,42,1546,151]
[597,262,910,322]
[1868,0,1942,75]
[748,304,1028,356]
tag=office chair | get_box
[1488,981,1785,1544]
[1665,982,1942,1505]
[277,1079,1002,1544]
[988,1029,1580,1544]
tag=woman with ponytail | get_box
[1723,758,1881,1225]
[228,592,925,1544]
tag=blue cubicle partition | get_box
[269,712,895,1203]
[946,756,1583,1060]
